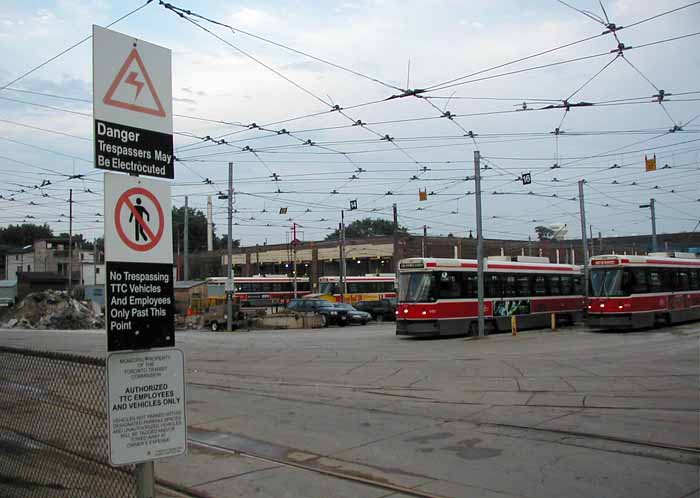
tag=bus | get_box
[206,275,311,308]
[317,274,396,304]
[396,257,584,336]
[587,253,700,329]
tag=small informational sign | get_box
[106,261,174,351]
[224,278,234,293]
[107,349,186,465]
[104,172,172,264]
[93,25,173,179]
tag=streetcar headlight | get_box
[421,310,427,316]
[618,305,623,310]
[403,309,409,314]
[599,303,605,308]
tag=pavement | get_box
[1,322,699,498]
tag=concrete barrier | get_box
[256,312,325,329]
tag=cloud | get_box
[174,96,197,104]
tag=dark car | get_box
[332,303,371,325]
[287,298,349,326]
[354,298,397,321]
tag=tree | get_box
[0,223,53,247]
[58,232,91,248]
[325,218,408,240]
[535,225,554,241]
[172,206,240,253]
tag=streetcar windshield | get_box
[589,268,624,297]
[399,272,437,302]
[319,282,338,294]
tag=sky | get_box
[1,0,699,247]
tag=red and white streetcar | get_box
[586,253,700,329]
[396,257,584,336]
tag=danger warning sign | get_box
[105,173,172,264]
[93,26,173,179]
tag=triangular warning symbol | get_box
[103,48,166,118]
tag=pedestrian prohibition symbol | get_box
[105,172,173,264]
[115,187,164,251]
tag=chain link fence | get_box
[0,346,137,497]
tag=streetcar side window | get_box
[690,271,700,291]
[560,275,573,295]
[532,275,547,296]
[516,274,530,296]
[438,271,461,299]
[627,269,648,294]
[485,273,502,298]
[648,270,663,292]
[548,276,561,295]
[660,270,675,292]
[676,271,690,292]
[503,275,518,297]
[572,276,583,295]
[463,273,478,298]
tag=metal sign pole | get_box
[474,150,485,337]
[137,461,155,498]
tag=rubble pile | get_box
[2,290,104,330]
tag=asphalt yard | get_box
[1,322,698,498]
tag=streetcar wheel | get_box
[210,321,219,332]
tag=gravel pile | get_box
[2,290,104,330]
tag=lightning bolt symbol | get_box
[125,71,144,100]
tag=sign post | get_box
[94,25,184,494]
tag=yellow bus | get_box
[317,274,396,304]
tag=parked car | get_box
[287,298,349,326]
[354,298,397,321]
[332,303,371,325]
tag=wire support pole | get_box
[68,188,73,292]
[292,222,298,299]
[184,195,189,281]
[650,198,658,252]
[227,162,234,332]
[578,180,589,297]
[474,150,485,337]
[340,210,347,298]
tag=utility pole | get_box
[68,188,73,292]
[392,203,399,277]
[207,195,213,252]
[227,162,234,332]
[422,225,427,257]
[474,150,485,337]
[292,223,298,298]
[578,180,589,296]
[589,224,594,257]
[340,211,347,298]
[639,198,658,252]
[93,238,98,286]
[183,196,189,281]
